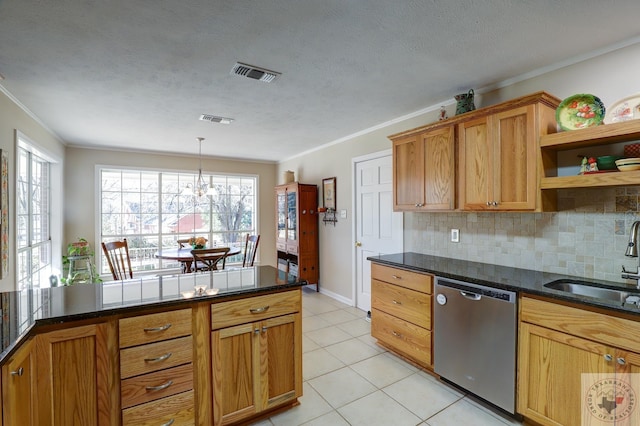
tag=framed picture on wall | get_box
[322,177,336,210]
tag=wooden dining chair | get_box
[101,238,133,280]
[242,234,260,267]
[191,247,231,272]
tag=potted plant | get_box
[61,238,102,285]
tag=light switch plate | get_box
[451,229,460,243]
[340,209,347,219]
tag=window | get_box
[17,139,53,290]
[99,168,257,275]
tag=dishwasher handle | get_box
[460,291,481,301]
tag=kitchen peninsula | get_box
[0,266,306,426]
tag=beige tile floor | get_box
[253,287,523,426]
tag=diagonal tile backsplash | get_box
[405,187,640,283]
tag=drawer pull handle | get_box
[10,367,24,376]
[391,275,401,280]
[392,331,402,338]
[145,380,173,392]
[144,352,172,363]
[250,306,270,314]
[604,354,613,362]
[143,323,172,332]
[161,419,175,426]
[392,300,402,305]
[618,357,627,366]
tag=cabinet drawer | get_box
[122,390,194,426]
[371,264,432,294]
[119,308,192,348]
[212,290,301,330]
[121,363,193,409]
[120,335,193,379]
[371,309,431,366]
[521,296,640,354]
[371,280,431,329]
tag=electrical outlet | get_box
[451,229,460,243]
[340,209,347,219]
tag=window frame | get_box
[96,165,259,277]
[16,130,63,290]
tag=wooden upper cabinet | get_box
[391,91,560,212]
[392,125,455,211]
[459,105,537,210]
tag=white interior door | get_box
[354,153,403,312]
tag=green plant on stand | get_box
[61,238,102,285]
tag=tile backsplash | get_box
[405,187,640,283]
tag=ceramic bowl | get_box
[616,157,640,165]
[617,164,640,172]
[597,155,623,170]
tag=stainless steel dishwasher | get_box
[434,277,517,414]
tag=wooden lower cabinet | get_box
[370,264,433,369]
[34,322,119,426]
[211,291,302,426]
[2,338,35,426]
[518,297,640,425]
[122,390,195,426]
[118,307,196,425]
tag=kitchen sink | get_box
[544,280,640,304]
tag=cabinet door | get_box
[518,322,611,426]
[276,188,287,243]
[458,116,492,210]
[492,105,536,210]
[260,314,301,410]
[286,187,297,244]
[422,126,455,210]
[393,134,424,210]
[212,323,258,426]
[35,322,119,426]
[2,338,35,426]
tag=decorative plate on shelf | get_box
[556,94,605,131]
[604,94,640,124]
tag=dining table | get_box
[155,246,242,273]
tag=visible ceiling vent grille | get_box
[231,62,281,83]
[199,114,234,124]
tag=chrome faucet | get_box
[621,221,640,287]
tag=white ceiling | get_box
[1,1,640,162]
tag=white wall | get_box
[279,41,640,302]
[0,90,66,291]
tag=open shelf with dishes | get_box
[540,120,640,190]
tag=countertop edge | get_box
[368,253,640,316]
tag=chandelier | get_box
[183,137,215,197]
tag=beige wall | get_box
[0,90,65,291]
[280,42,640,302]
[64,147,278,272]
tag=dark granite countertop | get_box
[368,252,640,316]
[0,265,305,364]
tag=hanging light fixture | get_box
[183,137,215,197]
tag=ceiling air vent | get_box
[231,62,281,83]
[199,114,234,124]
